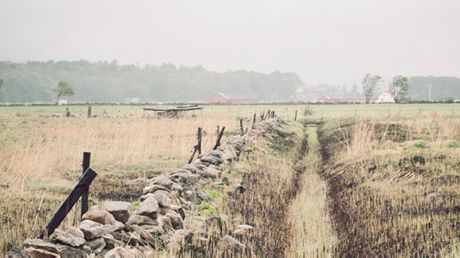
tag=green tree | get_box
[362,74,382,103]
[390,75,409,103]
[55,80,74,104]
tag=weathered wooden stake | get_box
[87,106,92,118]
[294,110,298,121]
[252,113,256,128]
[81,152,91,217]
[265,110,271,119]
[240,119,244,135]
[188,127,202,164]
[213,126,226,150]
[261,111,265,120]
[197,127,202,155]
[40,168,97,238]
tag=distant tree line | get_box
[0,61,303,103]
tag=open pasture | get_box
[0,103,459,255]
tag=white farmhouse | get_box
[374,92,395,103]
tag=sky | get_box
[0,0,459,86]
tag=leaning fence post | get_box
[188,127,202,164]
[81,152,91,217]
[294,110,298,121]
[39,168,97,238]
[213,126,226,150]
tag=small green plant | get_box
[131,200,140,210]
[446,141,459,148]
[196,201,217,217]
[204,189,222,200]
[413,141,427,149]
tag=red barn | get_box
[208,93,230,104]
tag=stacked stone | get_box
[13,118,282,257]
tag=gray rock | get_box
[79,220,106,240]
[85,238,106,253]
[198,166,219,178]
[103,201,131,223]
[165,210,183,229]
[151,175,173,188]
[126,214,158,226]
[23,247,59,257]
[200,155,223,165]
[101,234,124,249]
[138,196,159,218]
[140,225,164,236]
[143,191,172,208]
[142,184,170,194]
[182,164,199,173]
[130,225,156,243]
[22,239,64,254]
[51,227,86,247]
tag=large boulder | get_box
[142,191,172,208]
[51,227,85,247]
[82,205,117,225]
[103,201,131,223]
[79,220,106,240]
[138,196,159,219]
[150,175,173,188]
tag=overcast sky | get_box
[0,0,459,85]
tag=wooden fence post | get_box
[188,127,202,164]
[81,152,91,217]
[261,111,265,120]
[40,168,97,238]
[252,113,256,128]
[213,126,226,150]
[294,110,297,121]
[87,106,92,118]
[240,119,244,135]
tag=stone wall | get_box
[9,118,283,257]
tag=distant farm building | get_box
[208,93,258,104]
[316,95,331,103]
[374,92,395,103]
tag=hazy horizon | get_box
[1,0,459,86]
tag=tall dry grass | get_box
[0,110,241,254]
[320,114,460,256]
[0,113,239,192]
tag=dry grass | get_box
[320,114,460,256]
[287,126,337,257]
[0,108,242,254]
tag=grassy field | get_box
[0,103,459,255]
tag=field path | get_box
[286,126,337,257]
